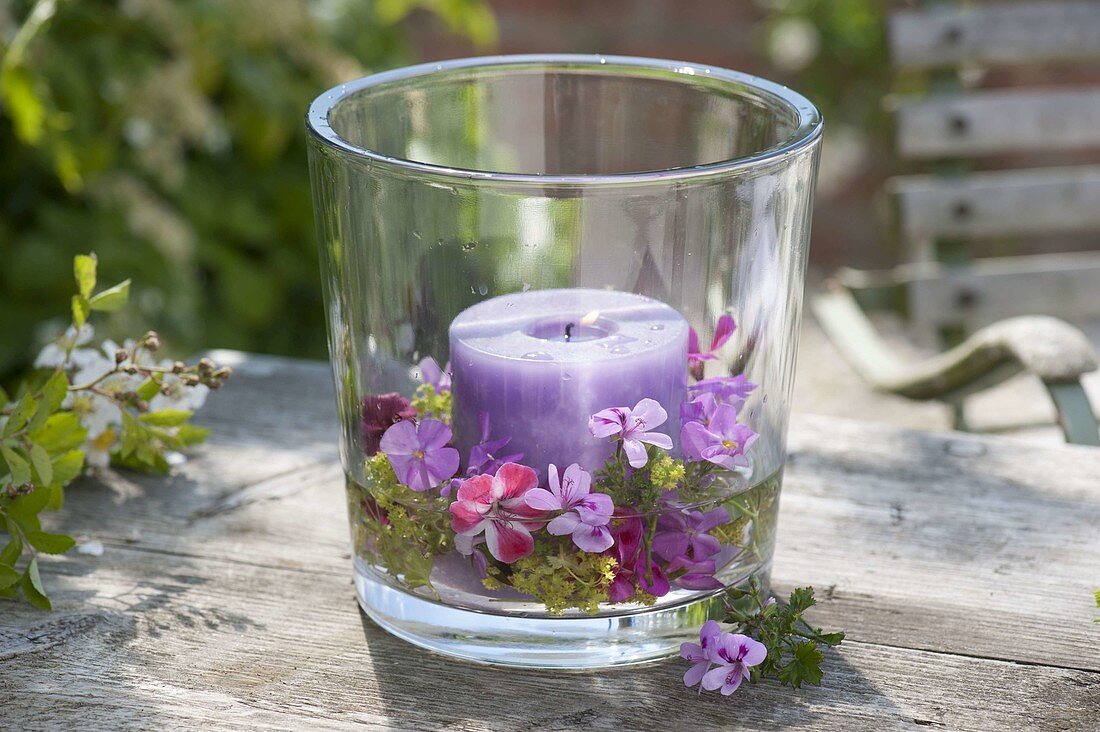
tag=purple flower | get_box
[467,412,523,476]
[689,374,756,412]
[681,620,723,691]
[653,506,730,561]
[589,398,674,468]
[525,463,614,553]
[701,633,768,695]
[680,392,718,427]
[361,392,417,455]
[688,315,736,380]
[665,555,724,590]
[606,513,669,600]
[380,419,460,492]
[417,356,451,392]
[680,404,758,469]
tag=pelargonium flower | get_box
[606,513,669,601]
[524,463,614,553]
[417,356,451,392]
[467,411,523,476]
[689,374,756,412]
[680,404,758,469]
[380,418,460,492]
[449,462,542,563]
[701,633,768,695]
[688,314,736,380]
[362,392,418,455]
[589,398,674,469]
[454,533,488,578]
[681,619,723,691]
[665,555,723,590]
[653,506,730,561]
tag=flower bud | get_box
[142,331,161,351]
[115,350,128,365]
[198,357,215,373]
[173,361,186,374]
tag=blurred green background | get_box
[0,0,887,379]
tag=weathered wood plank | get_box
[2,543,1098,731]
[5,353,1100,729]
[890,1,1100,69]
[890,165,1100,241]
[895,88,1100,159]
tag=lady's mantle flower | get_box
[689,374,756,411]
[681,620,723,691]
[380,419,460,492]
[449,462,542,563]
[700,633,768,695]
[680,404,758,469]
[524,463,614,553]
[418,356,451,392]
[688,314,735,380]
[362,393,417,455]
[467,411,523,476]
[589,398,674,468]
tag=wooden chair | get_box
[813,0,1100,445]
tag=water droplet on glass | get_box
[610,346,629,355]
[462,241,478,251]
[521,351,554,361]
[650,324,665,331]
[477,284,488,296]
[598,57,607,64]
[749,409,756,418]
[762,394,769,403]
[412,231,422,240]
[561,373,573,381]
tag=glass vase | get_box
[306,55,822,668]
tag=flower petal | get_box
[710,314,736,351]
[456,474,496,504]
[701,665,732,691]
[574,492,614,525]
[630,398,668,432]
[588,408,626,438]
[651,532,690,561]
[720,671,743,695]
[680,421,718,462]
[484,519,534,563]
[680,641,704,662]
[378,419,419,455]
[559,463,592,506]
[449,501,489,535]
[735,634,768,666]
[683,660,709,688]
[523,487,560,511]
[495,462,538,500]
[423,446,460,487]
[622,438,649,468]
[547,511,581,536]
[639,431,673,451]
[416,418,453,451]
[572,523,613,553]
[696,507,731,533]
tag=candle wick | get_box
[564,323,575,341]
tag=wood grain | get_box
[2,353,1098,730]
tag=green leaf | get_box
[0,532,22,567]
[20,558,51,610]
[88,279,131,312]
[0,564,20,589]
[74,254,97,298]
[816,631,846,647]
[177,424,211,446]
[2,444,31,486]
[50,449,85,488]
[136,378,161,401]
[0,385,9,408]
[28,442,52,486]
[30,412,87,453]
[71,294,90,327]
[39,370,69,414]
[788,586,816,614]
[778,641,825,688]
[47,483,64,511]
[3,394,38,437]
[139,409,193,427]
[24,530,75,555]
[6,487,51,525]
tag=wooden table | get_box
[2,352,1098,730]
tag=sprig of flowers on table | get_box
[0,254,229,609]
[355,314,844,693]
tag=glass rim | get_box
[306,53,823,186]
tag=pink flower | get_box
[701,633,768,695]
[380,419,460,492]
[589,398,674,469]
[688,315,735,380]
[606,513,669,601]
[361,392,417,455]
[525,463,614,553]
[681,620,723,691]
[689,374,755,412]
[449,462,542,564]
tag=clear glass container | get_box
[306,55,822,668]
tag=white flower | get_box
[34,324,100,370]
[150,375,208,412]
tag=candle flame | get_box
[580,310,600,326]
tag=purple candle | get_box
[449,288,688,475]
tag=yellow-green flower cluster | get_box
[650,454,686,490]
[485,540,618,615]
[412,384,452,424]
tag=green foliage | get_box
[1,253,227,608]
[485,539,617,616]
[411,384,452,424]
[0,0,497,379]
[722,580,845,688]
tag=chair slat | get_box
[890,1,1100,69]
[896,88,1100,159]
[891,165,1100,241]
